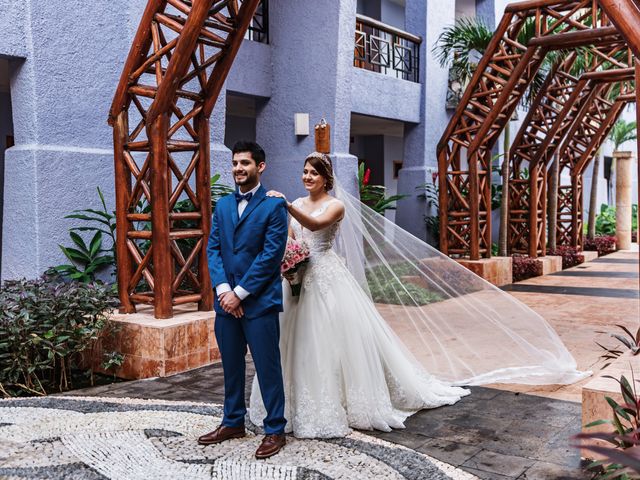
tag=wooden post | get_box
[637,61,640,289]
[548,154,559,251]
[149,113,173,319]
[196,114,213,312]
[113,111,136,313]
[469,151,481,260]
[528,164,539,258]
[437,149,449,256]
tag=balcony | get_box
[354,14,421,83]
[242,0,269,44]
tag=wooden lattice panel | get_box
[109,0,261,318]
[437,0,627,259]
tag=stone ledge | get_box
[456,257,513,287]
[94,303,219,380]
[581,250,599,262]
[536,255,563,275]
[581,351,640,460]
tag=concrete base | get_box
[581,352,640,460]
[581,250,599,262]
[94,303,219,380]
[456,257,513,286]
[536,255,563,275]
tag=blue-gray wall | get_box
[0,0,506,280]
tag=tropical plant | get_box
[574,373,640,479]
[0,276,120,396]
[66,187,116,260]
[417,176,440,247]
[357,163,407,214]
[48,231,114,283]
[596,324,640,369]
[610,120,638,152]
[595,204,639,236]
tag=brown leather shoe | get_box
[198,425,246,445]
[255,434,286,459]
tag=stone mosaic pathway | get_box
[0,396,476,480]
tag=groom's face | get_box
[232,151,265,190]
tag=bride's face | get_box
[302,162,326,194]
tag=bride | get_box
[249,152,588,439]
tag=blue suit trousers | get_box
[214,310,286,435]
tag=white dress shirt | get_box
[215,183,262,301]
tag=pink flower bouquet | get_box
[281,238,310,296]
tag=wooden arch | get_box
[438,0,640,260]
[109,0,262,318]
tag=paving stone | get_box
[417,438,483,466]
[461,466,514,479]
[462,450,535,478]
[373,430,431,450]
[518,460,590,479]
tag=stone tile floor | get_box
[67,362,588,479]
[62,248,639,479]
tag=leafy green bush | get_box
[365,263,444,305]
[358,163,407,214]
[595,203,638,236]
[367,278,443,305]
[0,276,120,397]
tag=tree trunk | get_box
[548,153,559,251]
[587,148,602,239]
[499,121,510,256]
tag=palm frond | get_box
[433,17,493,84]
[609,120,637,151]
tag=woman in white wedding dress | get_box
[249,152,470,439]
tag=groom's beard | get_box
[234,172,259,190]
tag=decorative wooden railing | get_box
[108,0,261,319]
[354,14,421,83]
[437,0,640,260]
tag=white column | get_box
[614,151,634,250]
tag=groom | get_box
[200,140,288,459]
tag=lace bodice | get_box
[290,198,341,254]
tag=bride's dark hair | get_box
[304,152,334,191]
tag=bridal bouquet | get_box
[281,238,310,296]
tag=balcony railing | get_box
[242,0,269,43]
[354,14,421,83]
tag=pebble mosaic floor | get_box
[0,396,478,480]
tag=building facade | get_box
[6,0,630,281]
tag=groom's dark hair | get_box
[232,140,266,165]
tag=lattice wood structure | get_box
[109,0,262,318]
[438,0,640,260]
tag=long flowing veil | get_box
[332,180,590,386]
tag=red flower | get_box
[432,171,438,184]
[363,168,371,186]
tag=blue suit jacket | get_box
[207,186,288,319]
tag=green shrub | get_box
[0,276,120,397]
[366,263,444,305]
[595,203,638,236]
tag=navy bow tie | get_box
[235,191,253,203]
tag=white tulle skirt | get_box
[249,249,469,439]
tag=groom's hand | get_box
[219,291,243,318]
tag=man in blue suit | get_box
[199,141,288,459]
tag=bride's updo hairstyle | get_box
[305,152,334,191]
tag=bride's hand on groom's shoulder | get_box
[267,190,286,200]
